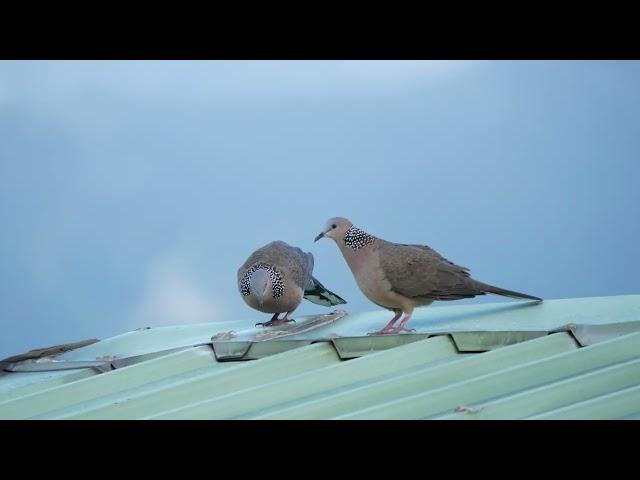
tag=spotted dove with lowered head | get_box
[238,240,346,327]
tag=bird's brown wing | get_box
[286,245,314,291]
[378,241,482,301]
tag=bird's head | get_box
[314,217,353,243]
[249,268,271,308]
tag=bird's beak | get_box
[314,231,325,242]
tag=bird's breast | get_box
[341,247,389,300]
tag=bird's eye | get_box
[332,224,337,229]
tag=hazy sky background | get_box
[1,60,638,358]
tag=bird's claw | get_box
[393,327,416,333]
[367,330,395,336]
[256,319,296,328]
[367,327,416,335]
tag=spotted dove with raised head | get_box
[238,240,346,327]
[315,217,541,335]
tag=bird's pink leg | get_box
[367,312,402,335]
[387,315,415,334]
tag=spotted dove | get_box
[315,217,541,335]
[238,240,346,327]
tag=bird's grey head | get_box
[314,217,353,243]
[250,268,270,307]
[315,217,376,250]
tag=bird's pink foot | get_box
[367,326,415,335]
[367,312,403,335]
[367,329,394,336]
[386,326,416,334]
[385,315,415,334]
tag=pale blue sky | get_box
[1,60,638,358]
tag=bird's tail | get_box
[474,281,543,302]
[304,276,347,307]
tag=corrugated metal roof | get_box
[1,294,639,420]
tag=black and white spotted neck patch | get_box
[343,226,376,250]
[240,263,284,298]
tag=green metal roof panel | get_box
[528,384,640,420]
[0,345,223,419]
[248,332,578,420]
[1,294,639,420]
[55,320,247,361]
[148,335,463,419]
[47,343,339,420]
[31,361,236,420]
[436,357,640,420]
[337,331,640,420]
[0,369,98,402]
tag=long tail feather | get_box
[474,281,542,302]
